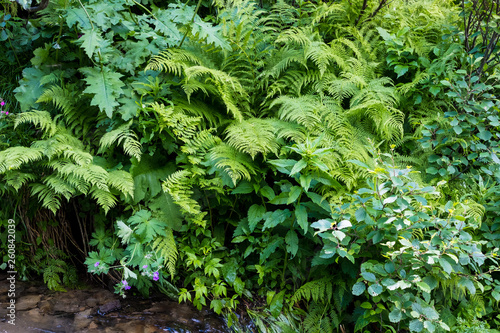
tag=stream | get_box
[0,273,229,332]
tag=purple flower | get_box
[153,271,159,281]
[142,265,148,269]
[5,112,8,115]
[0,101,4,106]
[94,262,100,267]
[122,280,131,290]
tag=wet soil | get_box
[0,273,229,332]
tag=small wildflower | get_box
[0,101,4,106]
[142,265,148,269]
[122,280,131,290]
[94,262,100,267]
[5,112,8,115]
[153,271,159,281]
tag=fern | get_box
[152,228,178,279]
[99,122,142,161]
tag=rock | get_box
[38,299,54,314]
[16,294,41,311]
[52,292,82,313]
[85,297,98,308]
[99,299,121,314]
[144,324,162,333]
[114,321,145,333]
[73,308,92,331]
[88,321,99,329]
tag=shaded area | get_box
[0,274,228,332]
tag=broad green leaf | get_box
[439,257,453,274]
[368,283,383,296]
[394,65,409,78]
[416,281,431,293]
[78,29,103,58]
[295,204,308,234]
[458,277,476,294]
[290,159,307,175]
[260,238,283,262]
[361,272,377,282]
[287,186,302,204]
[389,309,402,323]
[248,204,266,232]
[80,66,125,118]
[409,319,423,332]
[424,321,435,333]
[352,282,366,296]
[376,27,393,41]
[337,220,352,229]
[421,306,439,320]
[65,8,92,29]
[260,186,275,200]
[385,262,395,274]
[355,208,367,222]
[285,230,299,257]
[263,209,291,230]
[311,219,332,232]
[477,130,492,141]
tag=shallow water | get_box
[0,274,228,333]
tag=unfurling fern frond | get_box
[99,122,142,161]
[152,228,177,279]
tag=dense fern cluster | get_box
[1,0,499,332]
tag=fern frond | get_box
[0,147,44,173]
[99,122,142,161]
[14,111,57,137]
[152,228,178,279]
[31,183,62,214]
[224,118,279,159]
[3,171,36,191]
[209,143,257,184]
[108,170,135,199]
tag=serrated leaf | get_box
[248,204,266,232]
[65,8,92,29]
[260,237,283,262]
[263,209,290,230]
[287,186,302,204]
[295,204,308,234]
[80,66,125,118]
[285,230,299,258]
[290,159,307,175]
[116,220,133,244]
[78,29,103,58]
